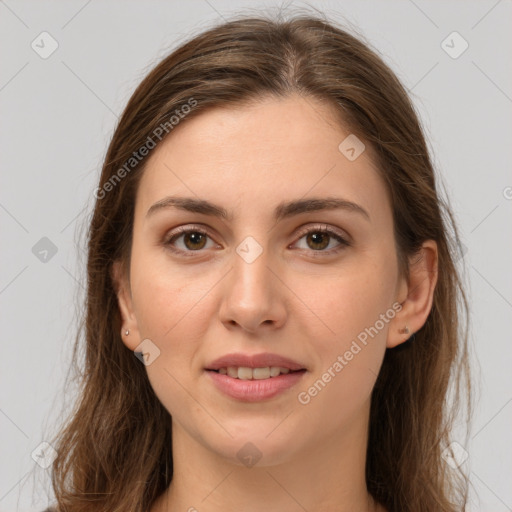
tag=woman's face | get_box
[116,94,410,466]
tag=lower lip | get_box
[206,370,307,402]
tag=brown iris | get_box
[306,232,330,250]
[184,232,207,250]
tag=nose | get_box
[219,243,287,334]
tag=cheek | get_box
[294,291,389,430]
[129,261,216,421]
[293,262,394,414]
[295,261,395,351]
[129,247,231,355]
[130,250,217,341]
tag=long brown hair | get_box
[46,11,471,512]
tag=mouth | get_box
[204,352,307,401]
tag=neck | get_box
[152,400,385,512]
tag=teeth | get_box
[252,367,270,379]
[217,366,295,379]
[269,366,281,377]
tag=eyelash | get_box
[163,224,351,258]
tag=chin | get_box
[202,424,305,468]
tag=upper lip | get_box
[206,352,306,371]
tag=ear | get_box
[111,260,141,351]
[387,240,438,349]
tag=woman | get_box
[45,12,471,512]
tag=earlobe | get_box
[386,240,438,349]
[111,260,141,350]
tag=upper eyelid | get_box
[293,224,349,240]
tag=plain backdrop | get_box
[1,1,511,511]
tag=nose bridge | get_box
[232,235,274,305]
[219,235,285,331]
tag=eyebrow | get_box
[146,196,371,222]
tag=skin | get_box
[113,93,438,512]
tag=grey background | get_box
[1,1,511,511]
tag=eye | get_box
[292,225,350,254]
[163,224,350,257]
[164,226,218,255]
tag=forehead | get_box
[135,94,391,227]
